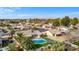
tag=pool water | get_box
[33,38,47,44]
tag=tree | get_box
[15,33,35,51]
[10,29,15,38]
[7,25,15,38]
[8,43,17,51]
[24,36,35,50]
[40,34,48,38]
[15,33,26,50]
[61,16,71,26]
[0,23,6,27]
[32,27,39,30]
[46,19,53,24]
[71,17,79,25]
[51,41,65,51]
[53,18,60,26]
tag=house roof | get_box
[76,23,79,27]
[0,40,2,44]
[17,30,32,36]
[32,30,42,35]
[49,29,61,34]
[38,28,48,32]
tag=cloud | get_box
[0,7,21,14]
[0,7,21,19]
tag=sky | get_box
[0,7,79,19]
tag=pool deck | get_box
[47,33,74,42]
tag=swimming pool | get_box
[32,38,47,44]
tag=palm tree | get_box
[7,25,15,39]
[51,42,65,51]
[10,29,15,38]
[8,42,17,51]
[15,33,26,50]
[23,36,35,50]
[15,33,35,51]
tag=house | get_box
[69,24,74,29]
[57,26,70,34]
[1,33,11,38]
[31,28,48,38]
[38,28,48,33]
[10,23,24,30]
[24,25,32,30]
[45,29,74,42]
[0,40,2,48]
[75,23,79,29]
[41,23,53,29]
[60,28,69,33]
[17,30,32,37]
[45,26,69,37]
[0,38,14,51]
[0,28,11,38]
[45,29,62,37]
[48,23,52,27]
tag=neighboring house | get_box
[0,28,3,32]
[38,28,48,33]
[45,29,62,37]
[41,24,47,29]
[1,33,11,38]
[59,27,69,33]
[57,26,70,33]
[24,25,32,30]
[41,25,46,28]
[17,30,32,37]
[75,23,79,29]
[45,29,74,42]
[69,24,74,29]
[41,24,52,29]
[45,26,69,37]
[0,40,2,48]
[32,30,42,35]
[0,38,14,51]
[48,23,52,27]
[32,28,48,37]
[18,28,48,37]
[23,28,48,38]
[0,28,11,38]
[10,23,24,30]
[0,38,8,47]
